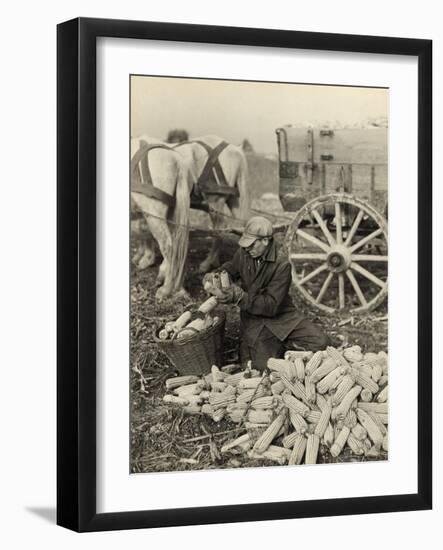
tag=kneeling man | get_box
[205,216,329,371]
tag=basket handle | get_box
[171,326,200,342]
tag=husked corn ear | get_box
[377,385,388,403]
[317,366,345,394]
[288,434,307,465]
[289,410,308,433]
[360,388,373,402]
[183,404,202,415]
[236,386,268,403]
[271,380,285,395]
[311,357,338,383]
[363,438,372,451]
[224,370,259,386]
[165,375,199,390]
[248,445,291,465]
[357,402,388,414]
[371,364,383,383]
[221,434,251,453]
[211,381,228,392]
[280,375,310,404]
[327,346,351,367]
[314,398,332,437]
[332,385,362,418]
[201,403,215,416]
[377,413,389,425]
[173,383,203,396]
[332,375,357,406]
[269,372,281,383]
[356,408,384,449]
[344,409,358,429]
[211,365,227,383]
[347,432,365,455]
[163,394,189,406]
[382,434,389,452]
[267,358,294,378]
[253,411,287,454]
[343,346,363,363]
[378,375,388,387]
[282,431,300,449]
[305,351,324,376]
[220,363,241,374]
[282,393,310,418]
[330,426,351,457]
[238,376,265,390]
[306,410,321,424]
[366,410,387,436]
[323,422,334,447]
[316,393,327,411]
[284,350,314,362]
[365,352,379,361]
[208,392,236,409]
[294,358,305,381]
[227,402,247,412]
[351,422,367,441]
[329,374,344,393]
[351,368,379,394]
[305,434,320,464]
[251,396,276,409]
[305,376,316,404]
[212,408,227,422]
[247,409,274,424]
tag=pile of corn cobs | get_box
[163,345,389,465]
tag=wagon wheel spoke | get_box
[298,264,328,286]
[352,254,388,262]
[316,272,334,304]
[311,209,335,247]
[351,261,386,289]
[289,253,327,261]
[349,228,383,253]
[344,209,364,246]
[335,203,343,245]
[346,269,368,307]
[338,273,345,309]
[296,229,330,253]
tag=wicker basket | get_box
[154,310,226,376]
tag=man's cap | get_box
[238,216,273,248]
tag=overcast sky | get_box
[131,76,388,154]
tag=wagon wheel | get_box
[286,193,388,314]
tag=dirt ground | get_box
[130,207,388,474]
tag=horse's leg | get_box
[199,197,224,273]
[145,216,174,300]
[137,232,157,270]
[132,241,146,266]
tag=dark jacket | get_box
[220,240,303,346]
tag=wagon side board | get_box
[276,127,388,215]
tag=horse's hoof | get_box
[138,255,156,270]
[155,286,172,301]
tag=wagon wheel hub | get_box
[286,193,388,314]
[326,245,352,273]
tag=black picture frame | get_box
[57,17,432,532]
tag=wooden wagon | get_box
[276,125,388,314]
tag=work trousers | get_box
[240,319,329,372]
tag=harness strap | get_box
[131,141,176,208]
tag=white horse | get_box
[131,136,192,301]
[132,134,250,276]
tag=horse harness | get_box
[131,139,240,211]
[175,140,239,200]
[131,141,176,209]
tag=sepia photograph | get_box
[130,75,389,474]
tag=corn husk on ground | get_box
[162,346,388,466]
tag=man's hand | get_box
[202,272,216,294]
[213,284,244,305]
